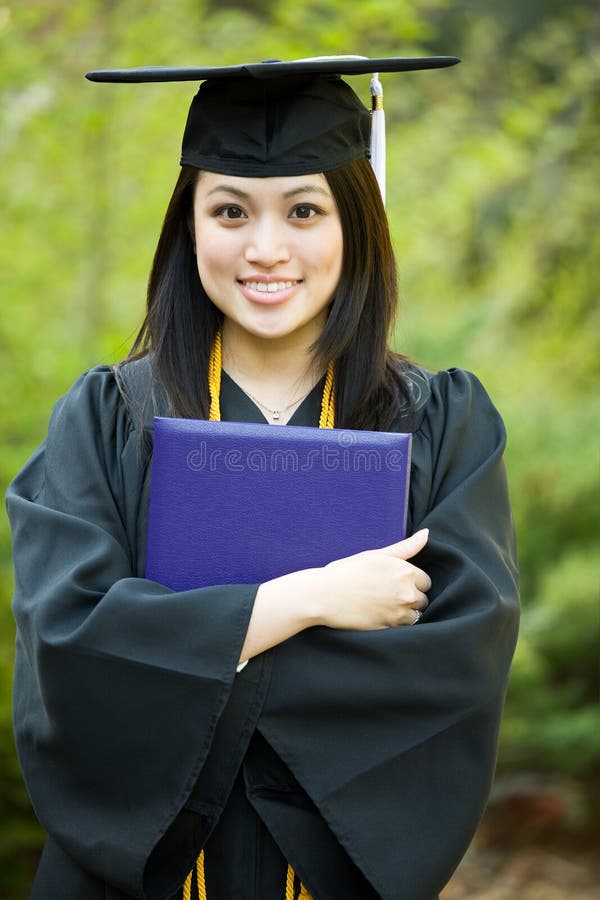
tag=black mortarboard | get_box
[86,56,460,194]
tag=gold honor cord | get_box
[183,329,329,898]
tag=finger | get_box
[390,562,431,592]
[403,606,424,626]
[384,528,429,561]
[402,590,428,611]
[414,568,432,593]
[413,591,429,611]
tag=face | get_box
[192,171,343,347]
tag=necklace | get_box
[242,384,315,421]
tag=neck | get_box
[220,319,324,395]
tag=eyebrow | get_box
[283,184,331,199]
[207,185,251,199]
[206,183,331,200]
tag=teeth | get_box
[244,280,296,292]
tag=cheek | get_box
[195,231,234,284]
[313,224,343,283]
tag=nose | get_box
[244,217,291,268]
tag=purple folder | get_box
[146,418,412,590]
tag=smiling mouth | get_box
[239,279,300,293]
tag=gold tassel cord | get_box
[208,328,223,421]
[285,864,313,900]
[285,864,296,900]
[183,330,325,899]
[319,358,336,429]
[196,851,207,900]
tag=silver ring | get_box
[411,609,422,625]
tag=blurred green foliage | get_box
[1,0,598,895]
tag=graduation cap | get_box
[86,55,460,204]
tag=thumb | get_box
[385,528,429,560]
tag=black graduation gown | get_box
[7,358,519,900]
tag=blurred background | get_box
[1,1,598,897]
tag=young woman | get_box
[7,58,519,900]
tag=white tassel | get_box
[369,73,386,206]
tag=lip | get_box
[237,276,302,305]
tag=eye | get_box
[289,205,319,220]
[215,205,247,220]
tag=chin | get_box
[240,318,305,341]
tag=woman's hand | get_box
[240,530,431,663]
[313,528,431,630]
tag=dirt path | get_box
[442,775,600,899]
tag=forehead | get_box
[194,171,332,199]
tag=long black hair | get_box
[127,158,412,430]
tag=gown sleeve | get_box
[7,368,261,898]
[255,368,520,900]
